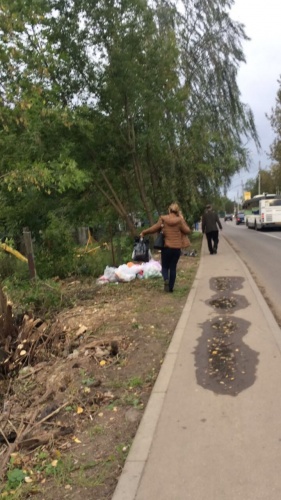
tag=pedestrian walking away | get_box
[140,203,191,293]
[201,204,222,254]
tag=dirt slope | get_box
[0,247,201,499]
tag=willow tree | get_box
[83,0,260,221]
[165,0,260,211]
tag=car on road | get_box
[235,212,245,225]
[224,214,233,221]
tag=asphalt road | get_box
[221,220,281,324]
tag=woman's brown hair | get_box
[169,203,180,215]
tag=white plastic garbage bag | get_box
[115,264,142,282]
[142,259,162,279]
[104,266,118,282]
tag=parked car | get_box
[235,212,245,225]
[224,214,233,221]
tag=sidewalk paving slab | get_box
[112,236,281,500]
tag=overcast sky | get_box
[227,0,281,200]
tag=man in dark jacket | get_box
[202,204,222,254]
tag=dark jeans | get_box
[161,247,181,291]
[206,230,219,254]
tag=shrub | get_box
[34,214,76,279]
[0,250,29,281]
[3,276,69,317]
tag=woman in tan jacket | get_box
[140,203,191,292]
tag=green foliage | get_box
[6,468,26,490]
[269,80,281,168]
[190,232,203,244]
[34,213,76,279]
[74,251,109,278]
[242,168,281,200]
[127,376,144,388]
[113,235,135,266]
[0,0,260,251]
[216,196,234,214]
[3,276,68,317]
[0,251,28,281]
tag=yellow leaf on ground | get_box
[100,360,106,366]
[77,407,84,414]
[72,436,82,443]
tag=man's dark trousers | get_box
[206,230,219,254]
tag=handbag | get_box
[154,220,165,249]
[181,234,191,248]
[154,231,164,249]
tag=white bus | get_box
[242,193,281,230]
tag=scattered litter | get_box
[96,259,162,284]
[182,249,198,257]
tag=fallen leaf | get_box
[72,436,81,443]
[99,360,106,367]
[24,477,33,483]
[51,460,58,467]
[77,407,84,414]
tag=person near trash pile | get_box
[201,204,222,255]
[140,203,191,293]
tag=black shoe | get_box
[164,280,169,292]
[213,249,217,254]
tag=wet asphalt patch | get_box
[210,276,244,293]
[194,276,259,396]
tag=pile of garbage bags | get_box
[96,259,162,284]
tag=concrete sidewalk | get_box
[112,236,281,500]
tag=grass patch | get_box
[127,376,144,388]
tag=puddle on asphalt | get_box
[210,296,237,310]
[210,276,244,292]
[194,276,259,396]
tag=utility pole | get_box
[258,161,261,194]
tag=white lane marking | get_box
[262,232,281,241]
[231,224,281,240]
